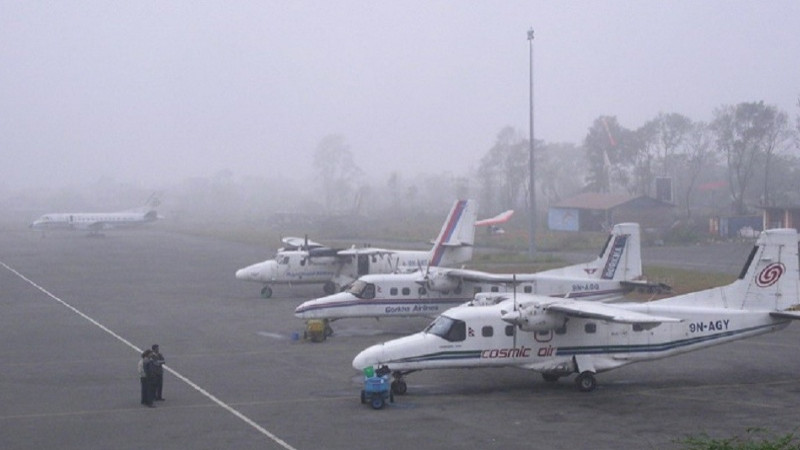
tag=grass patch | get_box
[678,428,800,449]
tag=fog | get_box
[2,1,799,217]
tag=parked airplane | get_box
[30,194,161,236]
[235,199,478,299]
[295,223,665,339]
[352,227,800,394]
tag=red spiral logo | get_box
[756,262,785,287]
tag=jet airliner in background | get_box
[30,194,161,236]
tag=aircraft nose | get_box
[235,261,273,281]
[234,268,251,280]
[352,344,384,371]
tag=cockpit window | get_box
[347,280,375,299]
[279,256,290,265]
[424,315,466,342]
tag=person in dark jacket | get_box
[139,350,155,407]
[150,344,165,401]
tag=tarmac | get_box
[1,226,799,450]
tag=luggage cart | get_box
[360,366,394,410]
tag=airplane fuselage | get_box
[352,300,790,376]
[30,211,157,231]
[235,249,432,291]
[294,272,631,320]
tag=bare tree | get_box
[711,102,788,214]
[676,122,716,218]
[584,116,636,193]
[477,127,529,212]
[312,134,363,212]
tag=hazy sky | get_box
[2,1,798,190]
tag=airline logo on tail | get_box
[601,235,628,279]
[756,263,784,287]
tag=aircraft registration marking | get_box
[571,282,600,292]
[689,319,730,333]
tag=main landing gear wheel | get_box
[575,371,597,392]
[260,285,273,299]
[391,379,407,395]
[323,281,337,295]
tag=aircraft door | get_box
[357,255,369,276]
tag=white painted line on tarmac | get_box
[1,260,298,450]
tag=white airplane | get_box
[295,223,664,337]
[235,199,478,299]
[352,227,800,394]
[30,194,161,236]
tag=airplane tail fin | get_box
[538,223,643,281]
[428,199,477,268]
[145,192,161,211]
[732,228,799,312]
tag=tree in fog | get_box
[312,134,363,212]
[675,122,716,218]
[635,113,693,196]
[538,142,585,205]
[477,127,528,212]
[711,102,789,214]
[583,116,636,193]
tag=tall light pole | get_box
[527,28,536,258]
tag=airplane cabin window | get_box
[584,323,597,334]
[402,287,410,296]
[482,326,493,337]
[505,325,515,336]
[632,323,644,332]
[390,288,398,296]
[554,323,567,335]
[523,286,532,293]
[490,286,499,292]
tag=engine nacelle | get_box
[501,304,565,333]
[425,272,460,292]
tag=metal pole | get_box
[527,28,536,258]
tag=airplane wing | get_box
[440,268,539,284]
[769,310,800,321]
[620,280,672,294]
[336,247,396,257]
[475,210,514,227]
[543,300,683,324]
[282,236,324,249]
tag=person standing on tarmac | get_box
[150,344,165,401]
[139,350,155,407]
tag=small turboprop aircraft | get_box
[295,223,664,339]
[30,194,161,236]
[352,227,800,394]
[235,199,478,299]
